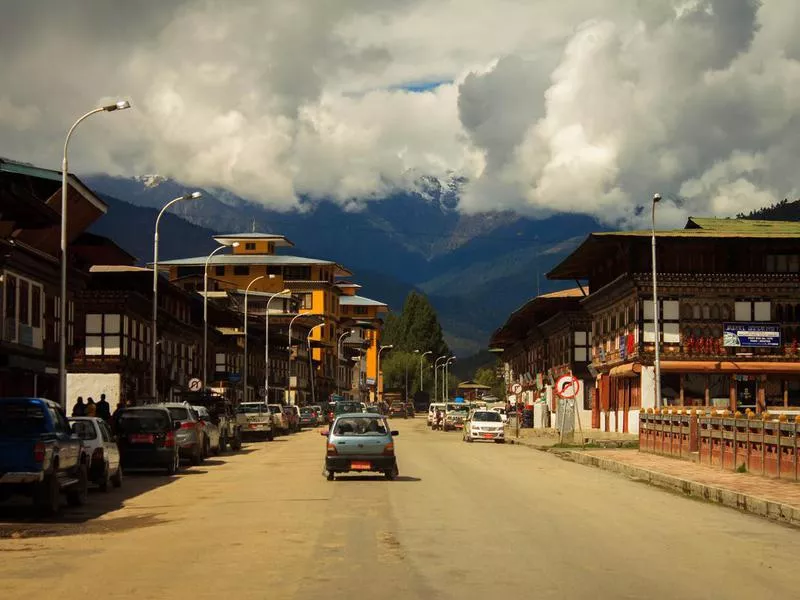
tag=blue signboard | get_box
[455,397,465,403]
[723,323,781,348]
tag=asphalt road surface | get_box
[2,417,800,599]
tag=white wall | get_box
[640,366,655,409]
[66,373,121,416]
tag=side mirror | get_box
[391,431,399,436]
[173,421,182,431]
[320,429,330,437]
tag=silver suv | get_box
[162,402,203,465]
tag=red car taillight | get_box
[382,442,395,456]
[164,431,176,448]
[33,442,45,463]
[180,421,194,430]
[326,443,337,456]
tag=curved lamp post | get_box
[287,312,323,405]
[264,289,291,404]
[307,323,325,407]
[151,191,202,398]
[60,100,131,408]
[652,193,662,410]
[203,242,239,391]
[434,355,447,406]
[415,350,432,392]
[444,356,456,402]
[242,275,265,403]
[336,330,352,396]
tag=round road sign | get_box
[555,374,580,399]
[511,383,523,394]
[188,378,203,392]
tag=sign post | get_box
[555,374,584,446]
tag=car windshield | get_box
[336,402,361,413]
[70,420,98,440]
[167,407,190,421]
[0,402,47,436]
[333,417,389,436]
[448,405,468,413]
[116,410,170,433]
[238,403,268,414]
[473,411,502,422]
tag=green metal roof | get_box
[686,216,800,234]
[340,294,387,307]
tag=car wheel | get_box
[66,463,89,506]
[166,453,178,476]
[35,472,61,515]
[111,465,123,488]
[267,429,275,442]
[384,465,398,481]
[326,471,335,481]
[212,440,221,456]
[98,462,111,492]
[495,439,506,444]
[203,438,210,459]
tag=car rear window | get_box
[70,420,98,440]
[336,402,361,413]
[473,411,502,422]
[0,402,47,436]
[333,416,388,436]
[116,410,170,433]
[167,407,190,421]
[238,404,268,414]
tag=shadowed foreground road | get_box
[2,418,800,599]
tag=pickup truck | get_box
[268,404,290,435]
[0,397,89,514]
[237,402,275,441]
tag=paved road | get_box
[2,418,800,599]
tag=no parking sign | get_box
[555,374,580,399]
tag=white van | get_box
[427,403,446,427]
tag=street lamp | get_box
[307,323,325,407]
[652,193,662,410]
[242,275,266,403]
[287,313,323,405]
[203,242,239,391]
[377,344,394,404]
[434,355,447,406]
[264,289,292,404]
[444,356,456,402]
[415,350,432,392]
[336,330,352,396]
[59,99,131,408]
[151,191,202,398]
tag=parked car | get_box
[427,403,445,427]
[321,413,399,480]
[192,406,221,456]
[389,403,407,419]
[443,403,469,431]
[237,402,275,441]
[335,401,363,416]
[299,406,319,428]
[463,410,505,443]
[163,402,203,465]
[114,405,180,476]
[182,392,242,452]
[69,416,122,491]
[283,405,301,432]
[405,404,416,418]
[268,404,290,435]
[0,397,89,514]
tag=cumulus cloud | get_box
[1,0,799,226]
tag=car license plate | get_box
[483,433,494,439]
[130,434,153,443]
[350,461,371,470]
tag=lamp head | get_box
[188,191,202,200]
[652,193,662,203]
[104,100,131,112]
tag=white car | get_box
[490,406,508,423]
[192,405,221,456]
[68,417,123,490]
[427,403,445,427]
[463,410,506,443]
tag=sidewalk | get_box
[506,426,638,449]
[559,447,800,528]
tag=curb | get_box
[551,449,800,529]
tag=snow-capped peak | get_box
[134,174,168,188]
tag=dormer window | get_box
[245,243,256,251]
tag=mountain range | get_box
[84,174,603,357]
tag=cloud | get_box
[1,0,799,226]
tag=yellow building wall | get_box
[232,241,276,255]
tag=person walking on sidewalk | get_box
[96,393,111,421]
[86,397,97,417]
[72,397,86,417]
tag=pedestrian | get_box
[86,397,97,417]
[96,393,111,421]
[72,397,86,417]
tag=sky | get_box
[1,0,797,227]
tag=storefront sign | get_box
[723,323,781,348]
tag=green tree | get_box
[474,365,505,400]
[382,291,448,355]
[380,351,423,397]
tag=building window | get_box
[85,314,121,356]
[245,243,256,251]
[214,266,225,276]
[2,271,44,348]
[766,255,800,273]
[298,293,313,309]
[177,266,203,278]
[354,306,368,315]
[233,266,250,276]
[284,266,311,280]
[574,331,591,362]
[735,300,770,322]
[215,353,226,375]
[643,299,680,343]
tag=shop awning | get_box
[609,363,641,378]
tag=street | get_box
[2,418,800,600]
